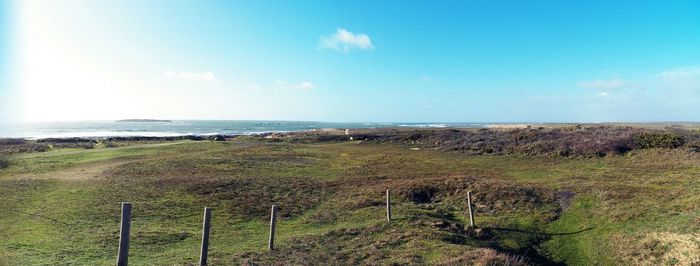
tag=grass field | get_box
[1,135,698,265]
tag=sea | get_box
[0,120,492,139]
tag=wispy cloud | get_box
[320,28,373,52]
[656,66,700,90]
[292,81,315,90]
[577,78,635,90]
[275,80,315,91]
[657,66,700,79]
[162,71,217,82]
[579,66,700,106]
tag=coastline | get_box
[1,121,700,141]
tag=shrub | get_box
[0,138,26,145]
[104,141,119,148]
[0,158,9,169]
[635,133,685,149]
[0,142,49,154]
[686,141,700,149]
[282,126,700,157]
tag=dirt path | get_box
[11,141,220,181]
[27,159,138,180]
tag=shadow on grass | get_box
[480,227,594,266]
[8,209,75,226]
[485,226,595,236]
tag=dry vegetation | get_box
[279,125,700,157]
[0,125,698,265]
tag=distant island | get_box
[115,119,172,122]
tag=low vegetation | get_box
[635,132,686,149]
[0,126,698,265]
[279,125,700,157]
[0,138,49,154]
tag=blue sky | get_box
[4,0,700,122]
[0,1,11,124]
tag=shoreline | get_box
[1,122,700,141]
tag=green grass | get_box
[1,138,698,265]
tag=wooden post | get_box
[268,205,277,250]
[467,191,475,226]
[199,207,212,266]
[386,189,392,222]
[117,202,132,266]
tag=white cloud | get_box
[656,66,700,89]
[320,28,373,52]
[657,66,700,79]
[274,80,315,91]
[577,78,635,90]
[579,66,700,106]
[162,71,217,82]
[292,81,315,90]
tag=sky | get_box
[0,1,12,125]
[3,0,700,123]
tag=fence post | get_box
[268,205,277,250]
[199,207,212,266]
[386,189,392,222]
[467,191,475,227]
[117,202,132,266]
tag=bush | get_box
[0,158,9,169]
[282,126,700,157]
[635,133,685,149]
[0,142,49,154]
[104,141,119,148]
[0,139,26,145]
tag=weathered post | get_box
[386,189,392,222]
[117,202,132,266]
[467,191,475,226]
[268,205,278,250]
[199,207,212,266]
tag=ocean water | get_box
[0,120,489,139]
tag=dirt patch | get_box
[405,184,439,203]
[555,190,575,211]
